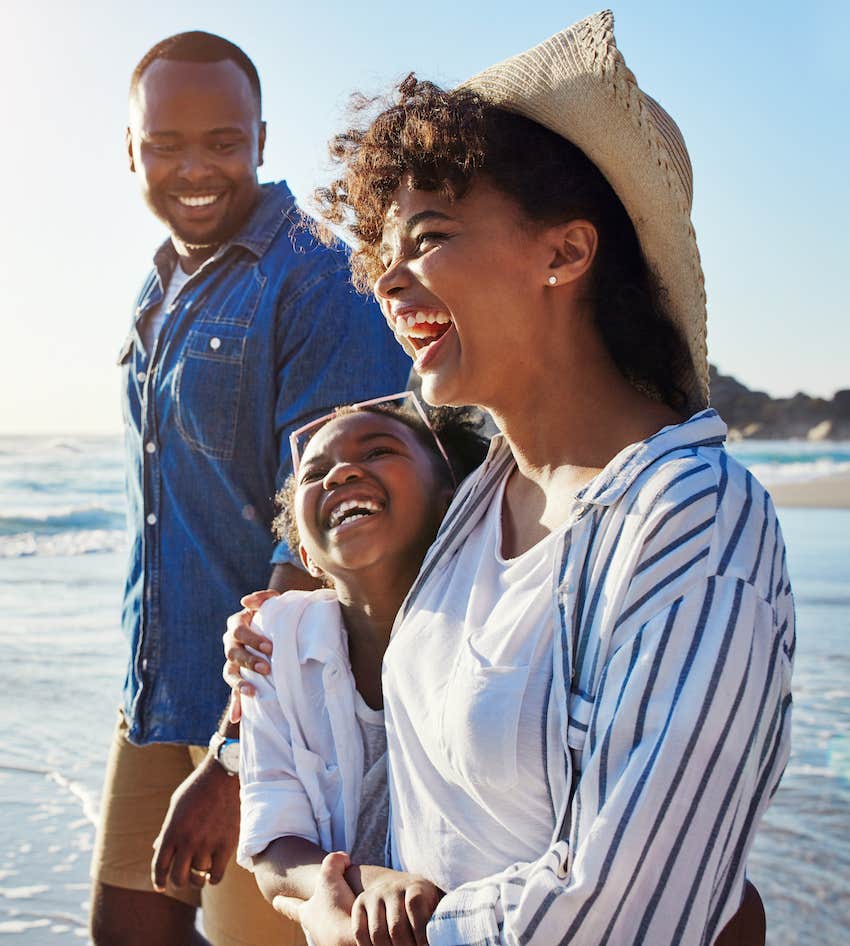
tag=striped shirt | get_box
[384,409,794,946]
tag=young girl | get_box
[235,393,488,946]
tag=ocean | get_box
[1,435,848,944]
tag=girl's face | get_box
[294,411,451,582]
[373,174,554,410]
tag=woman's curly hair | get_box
[274,402,488,559]
[311,74,692,411]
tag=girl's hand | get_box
[222,589,279,722]
[352,871,443,946]
[274,851,357,946]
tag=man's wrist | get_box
[209,731,240,776]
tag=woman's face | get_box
[294,411,449,582]
[373,175,553,409]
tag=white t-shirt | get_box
[139,263,192,354]
[383,470,563,892]
[350,692,389,868]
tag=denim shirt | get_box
[119,181,409,746]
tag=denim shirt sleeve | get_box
[270,263,410,565]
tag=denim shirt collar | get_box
[150,180,298,281]
[484,409,727,508]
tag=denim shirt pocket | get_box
[174,327,246,460]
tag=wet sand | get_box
[770,473,850,509]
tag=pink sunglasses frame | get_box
[289,390,456,485]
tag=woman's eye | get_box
[415,231,446,250]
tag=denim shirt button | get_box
[146,513,157,526]
[209,336,222,351]
[145,442,157,454]
[136,371,147,383]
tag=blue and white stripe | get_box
[391,410,794,946]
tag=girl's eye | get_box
[365,446,394,460]
[299,467,326,484]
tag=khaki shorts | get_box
[91,710,305,946]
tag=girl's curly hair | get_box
[311,74,692,411]
[274,402,488,559]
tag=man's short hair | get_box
[130,31,262,113]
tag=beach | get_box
[1,434,849,945]
[771,473,850,509]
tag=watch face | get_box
[219,740,240,775]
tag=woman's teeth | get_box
[396,311,451,338]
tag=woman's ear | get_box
[544,218,598,288]
[299,545,325,579]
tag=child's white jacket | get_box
[237,589,365,868]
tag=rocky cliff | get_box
[710,366,850,440]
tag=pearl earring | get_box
[548,275,558,286]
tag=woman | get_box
[227,12,792,945]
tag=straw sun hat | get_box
[461,9,709,412]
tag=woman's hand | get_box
[274,851,358,946]
[351,870,443,946]
[222,589,279,722]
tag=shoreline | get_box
[768,473,850,509]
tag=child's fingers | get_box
[385,895,417,946]
[405,888,432,946]
[240,588,280,609]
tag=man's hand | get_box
[151,754,240,891]
[351,871,443,946]
[274,851,357,946]
[223,589,279,722]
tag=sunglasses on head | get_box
[289,390,456,486]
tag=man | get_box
[90,32,409,946]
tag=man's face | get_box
[127,58,265,249]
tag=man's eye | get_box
[150,143,180,154]
[211,142,238,153]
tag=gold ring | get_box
[190,867,212,882]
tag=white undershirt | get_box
[383,469,562,891]
[350,692,389,867]
[140,263,192,355]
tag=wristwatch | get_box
[208,732,240,776]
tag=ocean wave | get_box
[747,459,850,485]
[0,529,126,558]
[0,504,124,536]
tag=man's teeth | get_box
[328,498,382,529]
[177,194,220,207]
[396,311,451,338]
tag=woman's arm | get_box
[424,574,793,946]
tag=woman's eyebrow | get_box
[403,210,454,233]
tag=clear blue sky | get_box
[1,0,846,434]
